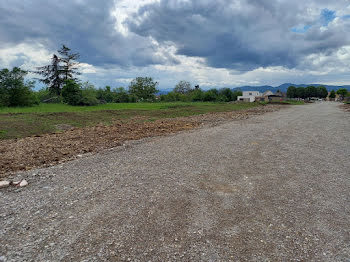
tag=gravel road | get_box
[1,102,349,261]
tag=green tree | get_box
[35,54,63,95]
[58,45,81,82]
[203,89,218,101]
[329,90,336,99]
[114,87,130,103]
[160,91,180,102]
[61,80,82,106]
[174,80,192,94]
[0,67,38,107]
[129,77,158,101]
[97,86,114,103]
[316,86,328,98]
[287,86,296,98]
[219,88,234,101]
[35,45,80,96]
[232,90,242,101]
[305,86,317,98]
[295,87,305,98]
[80,82,99,106]
[336,88,348,100]
[190,88,204,101]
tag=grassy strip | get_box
[0,102,260,114]
[0,102,260,140]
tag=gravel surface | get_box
[1,102,349,261]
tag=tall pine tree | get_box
[58,45,81,82]
[35,45,80,96]
[35,54,62,95]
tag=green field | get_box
[0,102,261,140]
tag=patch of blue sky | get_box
[342,14,350,19]
[321,9,336,26]
[291,25,311,33]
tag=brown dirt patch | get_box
[340,103,350,112]
[0,104,283,178]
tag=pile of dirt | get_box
[0,104,284,177]
[340,103,350,112]
[0,120,199,177]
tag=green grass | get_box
[0,102,250,114]
[0,102,260,140]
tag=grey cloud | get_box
[1,0,349,75]
[0,0,174,67]
[127,0,350,70]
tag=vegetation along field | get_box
[0,102,260,140]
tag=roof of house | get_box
[263,90,274,96]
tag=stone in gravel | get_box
[19,180,28,187]
[0,181,10,189]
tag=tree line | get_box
[1,45,349,107]
[0,45,243,107]
[286,85,328,99]
[287,85,349,100]
[160,82,242,102]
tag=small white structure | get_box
[237,91,261,102]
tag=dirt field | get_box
[0,102,349,261]
[0,104,281,177]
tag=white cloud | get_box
[79,63,98,74]
[112,0,159,36]
[1,0,350,89]
[0,42,52,70]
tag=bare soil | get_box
[0,104,282,178]
[341,103,350,112]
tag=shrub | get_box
[219,88,233,101]
[203,90,218,101]
[160,91,183,102]
[62,80,83,106]
[79,92,99,106]
[114,87,129,103]
[190,89,204,101]
[97,86,114,103]
[36,88,62,103]
[80,86,99,106]
[0,67,39,107]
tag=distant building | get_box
[263,90,274,96]
[237,91,262,102]
[255,90,286,102]
[267,91,284,102]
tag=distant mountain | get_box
[156,88,173,95]
[157,83,350,95]
[233,83,350,93]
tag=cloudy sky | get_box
[1,0,350,90]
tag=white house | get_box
[237,91,262,102]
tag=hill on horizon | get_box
[157,83,350,95]
[233,83,350,93]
